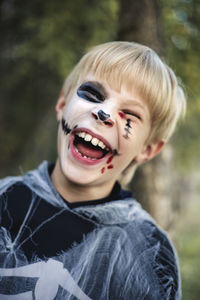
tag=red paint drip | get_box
[106,155,113,164]
[101,167,106,174]
[107,164,114,169]
[118,111,126,119]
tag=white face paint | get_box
[54,76,151,189]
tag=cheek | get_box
[66,98,95,116]
[64,106,80,120]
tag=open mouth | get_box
[71,129,111,162]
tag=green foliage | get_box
[9,1,117,72]
[160,0,200,170]
[0,0,118,176]
[7,0,118,77]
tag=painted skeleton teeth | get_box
[76,131,108,150]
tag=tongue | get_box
[76,142,104,159]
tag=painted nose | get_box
[92,109,114,127]
[98,110,110,121]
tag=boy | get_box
[0,42,185,299]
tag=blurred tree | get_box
[118,0,164,54]
[161,0,200,170]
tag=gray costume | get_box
[0,161,180,299]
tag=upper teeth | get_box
[76,132,109,150]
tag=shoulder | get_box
[0,161,48,198]
[0,179,33,214]
[116,216,181,299]
[124,216,176,253]
[0,175,23,196]
[0,174,36,212]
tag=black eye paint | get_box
[123,119,132,139]
[77,81,107,103]
[61,117,71,135]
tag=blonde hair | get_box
[62,41,186,184]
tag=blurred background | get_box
[0,0,199,298]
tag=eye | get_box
[77,83,105,103]
[123,110,142,121]
[77,89,100,103]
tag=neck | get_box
[51,160,115,203]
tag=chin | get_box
[60,162,99,187]
[66,173,98,187]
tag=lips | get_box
[70,128,112,165]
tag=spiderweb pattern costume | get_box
[0,161,181,299]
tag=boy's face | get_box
[55,75,163,188]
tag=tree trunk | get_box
[117,0,164,55]
[117,0,177,230]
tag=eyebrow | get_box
[80,81,108,101]
[124,99,147,113]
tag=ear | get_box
[135,140,165,164]
[55,89,66,121]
